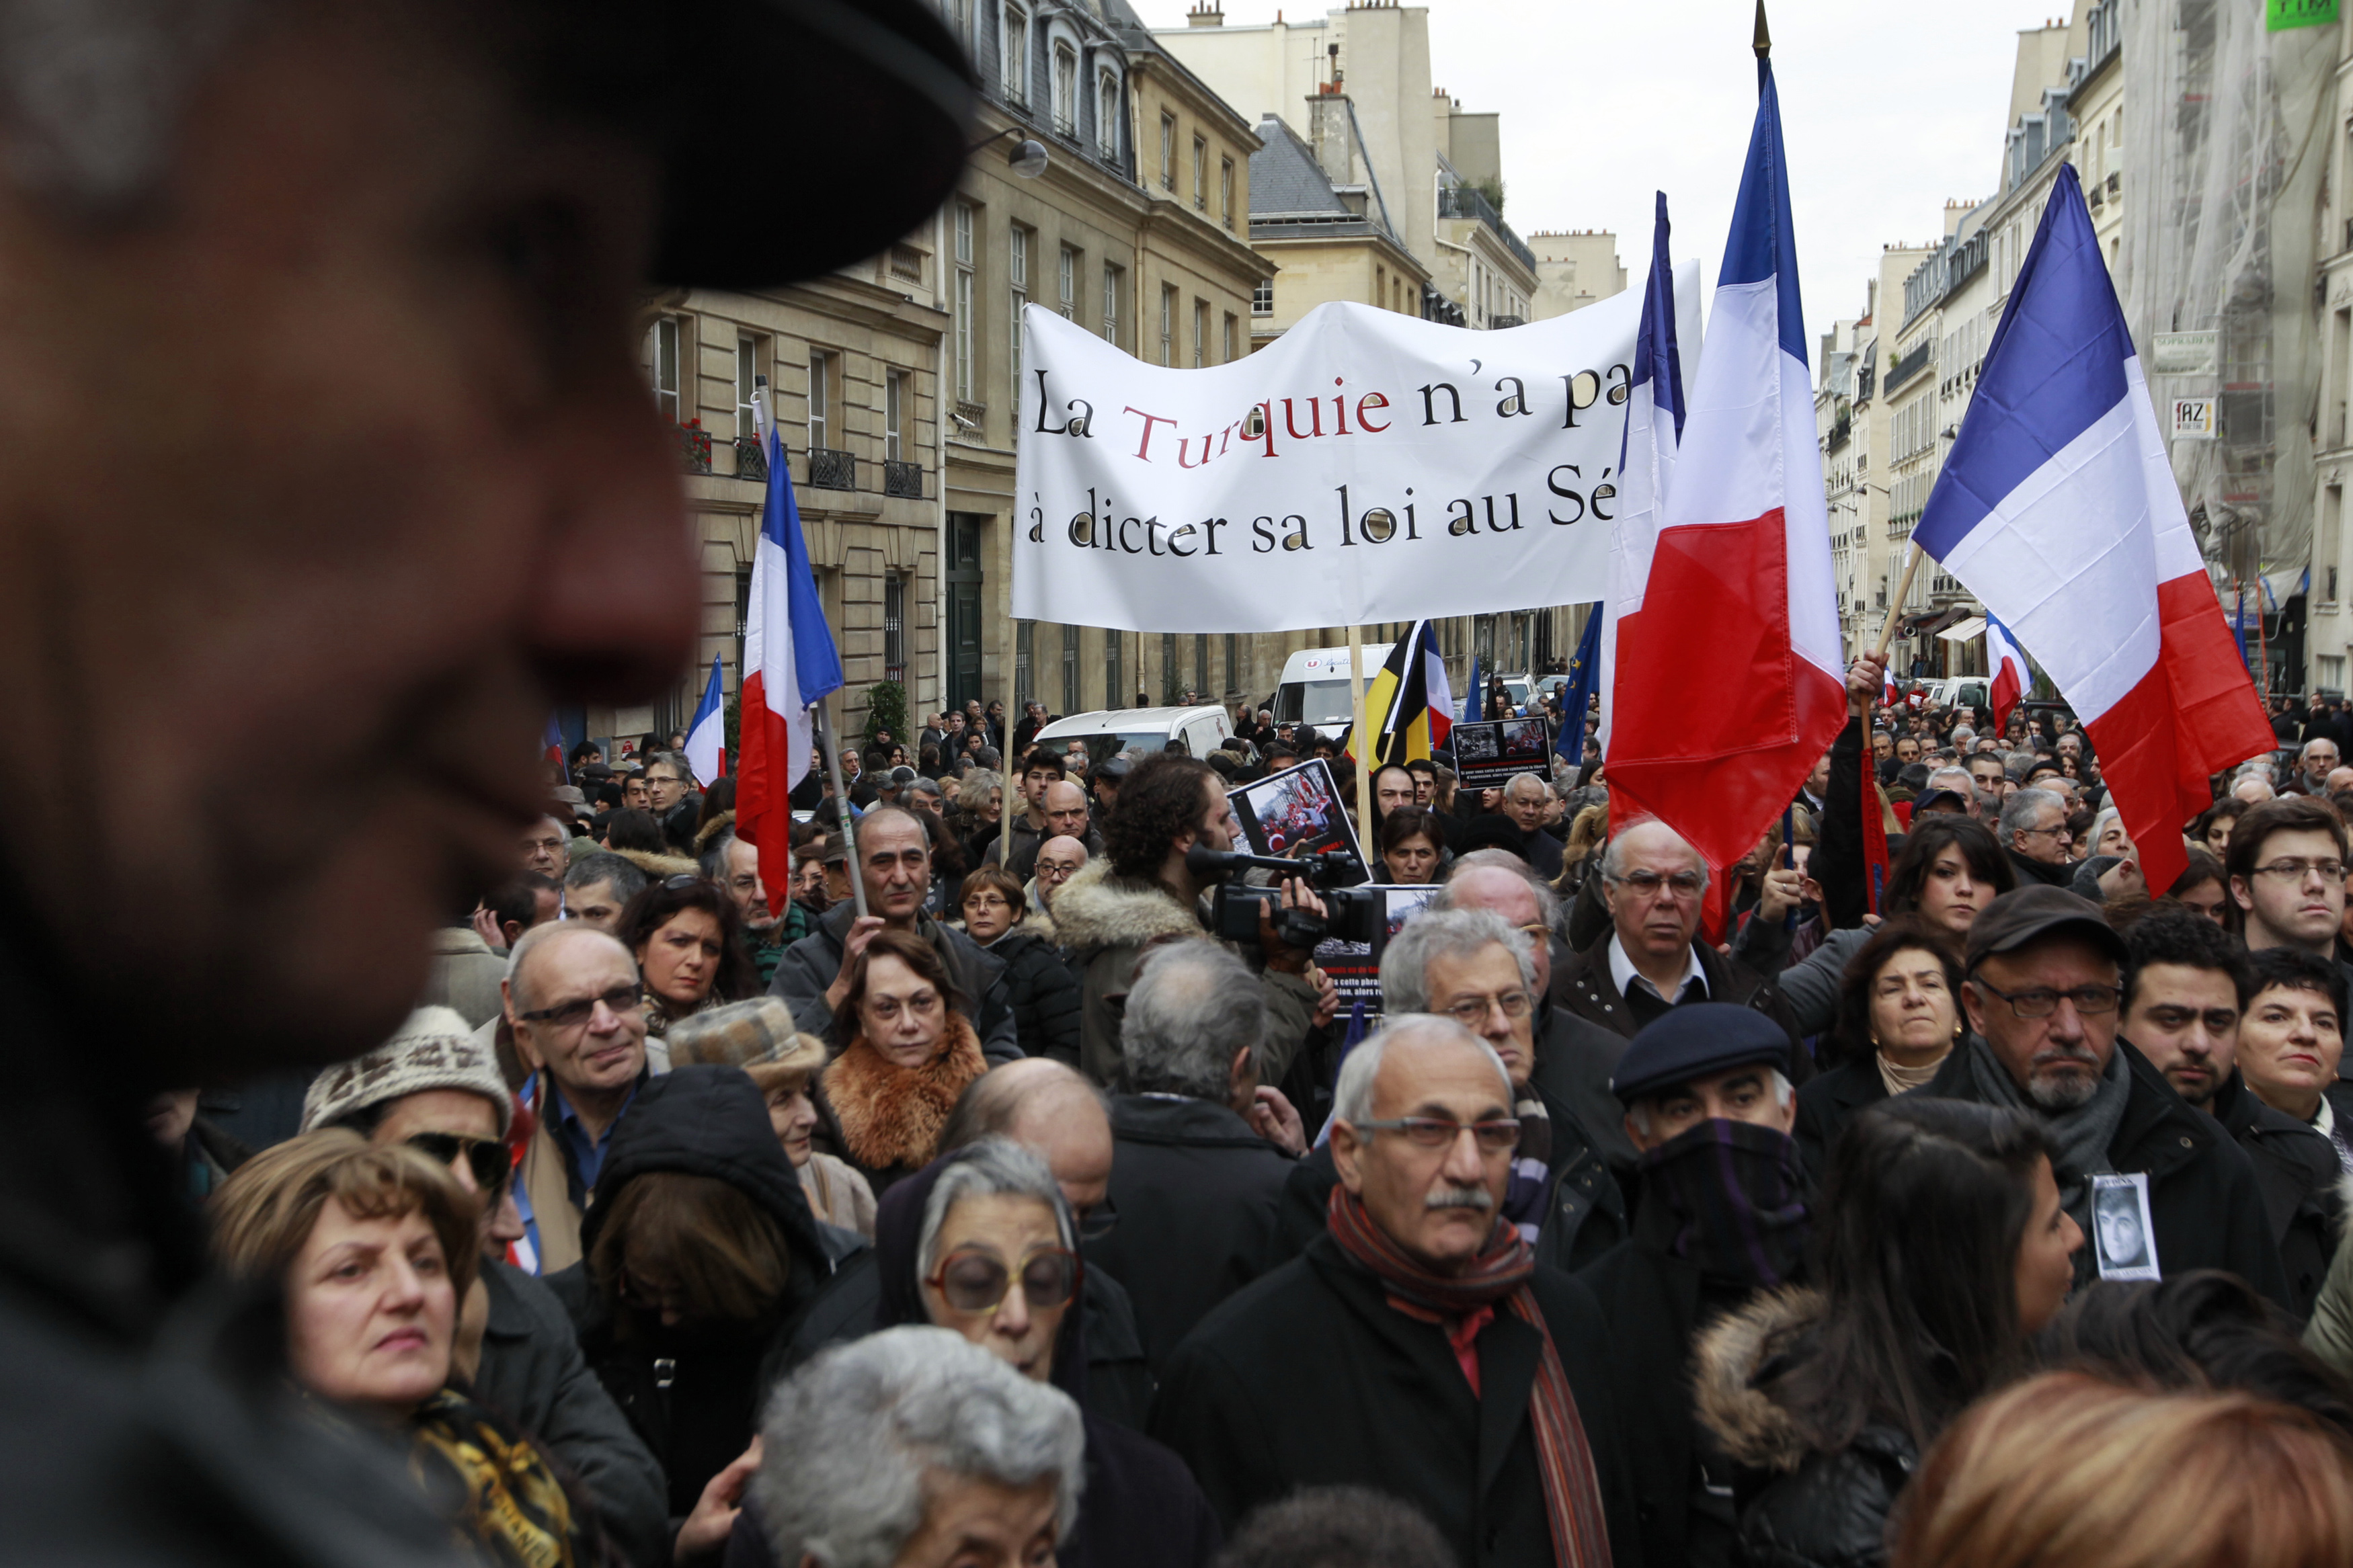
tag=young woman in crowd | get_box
[2196,797,2247,856]
[563,1067,831,1556]
[1696,1098,2081,1568]
[1792,918,1968,1175]
[869,1138,1222,1568]
[210,1132,598,1568]
[956,865,1081,1064]
[1377,807,1445,885]
[813,929,990,1194]
[616,877,760,1040]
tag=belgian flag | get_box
[1344,621,1454,769]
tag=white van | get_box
[1271,644,1395,739]
[1031,705,1233,767]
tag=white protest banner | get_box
[1010,265,1702,634]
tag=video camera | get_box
[1188,844,1386,950]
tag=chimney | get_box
[1186,1,1223,24]
[1308,89,1353,185]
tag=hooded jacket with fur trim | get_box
[1691,1288,1917,1568]
[767,901,1020,1064]
[1048,860,1317,1087]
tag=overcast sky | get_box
[1124,0,2072,349]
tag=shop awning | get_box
[1936,615,1987,644]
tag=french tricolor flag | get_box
[1602,57,1846,880]
[1984,613,2027,738]
[684,653,727,787]
[736,385,844,917]
[1918,163,2270,893]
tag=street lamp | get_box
[970,124,1049,179]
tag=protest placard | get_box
[1226,759,1364,874]
[1313,885,1442,1012]
[1010,268,1703,634]
[1448,716,1557,788]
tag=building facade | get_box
[1527,231,1626,321]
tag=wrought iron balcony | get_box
[675,420,712,474]
[1489,314,1525,330]
[807,448,856,491]
[733,436,767,483]
[1884,341,1932,394]
[1435,183,1539,272]
[883,458,923,499]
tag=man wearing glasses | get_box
[1152,1013,1651,1567]
[298,1005,666,1567]
[1997,786,2077,888]
[2223,798,2353,983]
[501,923,651,1276]
[1554,817,1804,1068]
[1921,884,2288,1305]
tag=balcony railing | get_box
[1435,183,1540,272]
[1829,415,1852,448]
[676,420,712,474]
[733,436,767,483]
[883,458,923,499]
[807,448,856,491]
[1885,341,1933,394]
[1490,315,1525,330]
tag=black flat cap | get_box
[1963,884,2127,971]
[1611,1004,1791,1106]
[561,0,975,287]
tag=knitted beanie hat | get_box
[301,1005,514,1137]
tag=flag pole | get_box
[1872,543,1927,664]
[1348,624,1374,839]
[812,701,870,920]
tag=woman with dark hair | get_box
[604,806,668,854]
[955,864,1081,1065]
[1792,918,1969,1176]
[693,776,735,836]
[813,926,988,1194]
[555,1067,831,1557]
[614,876,759,1039]
[1377,807,1444,884]
[1696,1098,2082,1568]
[2196,796,2247,858]
[2164,847,2229,923]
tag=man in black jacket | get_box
[1921,886,2291,1305]
[1552,819,1806,1073]
[1084,942,1299,1372]
[1151,1016,1652,1568]
[2119,910,2340,1318]
[1579,1006,1814,1568]
[1997,786,2078,889]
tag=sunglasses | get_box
[405,1132,512,1194]
[926,1245,1080,1317]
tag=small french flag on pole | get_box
[684,654,727,786]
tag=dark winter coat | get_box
[1531,1001,1638,1171]
[0,1040,460,1568]
[985,925,1083,1066]
[2206,1071,2342,1319]
[1554,932,1812,1083]
[768,901,1022,1064]
[1692,1288,1917,1568]
[473,1260,669,1568]
[1149,1230,1652,1568]
[1083,1094,1295,1373]
[1792,1056,1892,1182]
[1273,1077,1627,1274]
[1915,1040,2293,1308]
[547,1067,835,1528]
[2004,848,2076,889]
[1048,860,1317,1087]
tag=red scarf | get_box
[1326,1187,1613,1568]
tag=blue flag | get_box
[1554,608,1601,764]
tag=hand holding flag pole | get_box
[1872,545,1927,664]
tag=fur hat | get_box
[301,1005,514,1137]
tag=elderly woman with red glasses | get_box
[850,1137,1222,1568]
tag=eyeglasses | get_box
[1440,990,1533,1028]
[865,990,943,1024]
[1611,870,1704,898]
[2253,858,2347,883]
[519,983,643,1030]
[405,1132,513,1194]
[926,1245,1080,1316]
[1970,979,2120,1018]
[1351,1116,1522,1153]
[2017,824,2073,842]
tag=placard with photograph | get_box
[1449,716,1556,788]
[1226,758,1364,870]
[2091,1171,2160,1282]
[1313,884,1441,1009]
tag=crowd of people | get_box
[142,644,2353,1568]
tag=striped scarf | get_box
[1326,1186,1613,1568]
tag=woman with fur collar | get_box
[812,927,990,1196]
[1692,1100,2081,1568]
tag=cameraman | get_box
[1052,754,1337,1085]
